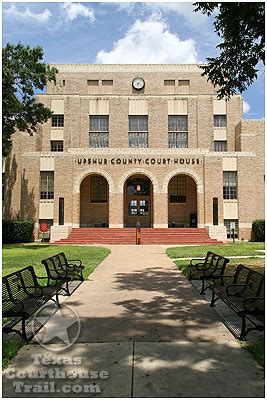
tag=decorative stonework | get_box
[162,169,204,194]
[117,168,159,193]
[73,168,115,194]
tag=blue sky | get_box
[2,1,264,119]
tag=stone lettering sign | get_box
[76,157,202,166]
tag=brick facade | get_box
[3,64,265,241]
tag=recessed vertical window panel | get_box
[223,171,237,199]
[129,116,148,148]
[214,115,227,127]
[169,176,186,203]
[214,141,227,152]
[89,116,109,148]
[224,219,239,238]
[51,115,64,127]
[51,140,64,152]
[40,172,54,199]
[168,116,188,148]
[90,175,108,203]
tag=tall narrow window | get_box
[223,171,237,199]
[89,116,109,148]
[59,198,64,225]
[213,197,218,225]
[40,172,54,199]
[214,141,227,152]
[168,115,188,148]
[214,115,226,127]
[169,176,186,203]
[129,116,148,148]
[224,219,239,238]
[51,140,64,152]
[90,176,108,203]
[52,115,64,127]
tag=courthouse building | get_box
[3,64,264,242]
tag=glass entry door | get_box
[127,198,150,227]
[124,175,152,228]
[129,199,149,216]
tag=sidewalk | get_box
[3,245,264,397]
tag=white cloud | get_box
[145,3,208,27]
[61,3,95,22]
[243,101,251,114]
[3,4,52,23]
[96,15,198,64]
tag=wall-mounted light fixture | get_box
[136,184,141,192]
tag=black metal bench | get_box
[207,264,264,340]
[41,252,84,296]
[188,252,230,295]
[3,266,61,341]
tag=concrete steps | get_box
[53,228,223,245]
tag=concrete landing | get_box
[3,245,264,397]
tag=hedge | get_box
[252,219,265,242]
[2,220,34,244]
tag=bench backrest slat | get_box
[2,266,38,312]
[233,264,264,300]
[41,252,69,280]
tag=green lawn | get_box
[166,242,265,259]
[2,244,110,278]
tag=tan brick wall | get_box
[3,65,264,242]
[168,175,197,226]
[79,175,108,226]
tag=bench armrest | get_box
[226,283,251,296]
[189,258,205,266]
[19,285,44,298]
[3,298,24,314]
[243,297,265,315]
[67,259,83,266]
[36,276,50,286]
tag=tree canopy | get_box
[193,2,265,98]
[2,43,57,156]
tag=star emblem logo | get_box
[32,303,81,351]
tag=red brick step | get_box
[53,228,223,245]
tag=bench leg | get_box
[210,290,219,307]
[200,279,206,295]
[21,317,27,341]
[239,316,247,341]
[80,270,84,282]
[56,292,61,308]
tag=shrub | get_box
[2,220,34,244]
[252,219,265,242]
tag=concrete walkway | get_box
[3,246,264,397]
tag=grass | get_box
[2,243,111,369]
[240,339,265,367]
[3,339,24,369]
[166,242,265,259]
[2,243,111,278]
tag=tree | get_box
[2,42,57,156]
[193,2,265,98]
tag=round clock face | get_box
[132,77,145,90]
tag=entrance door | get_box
[128,198,150,227]
[125,175,152,227]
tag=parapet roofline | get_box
[49,64,206,73]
